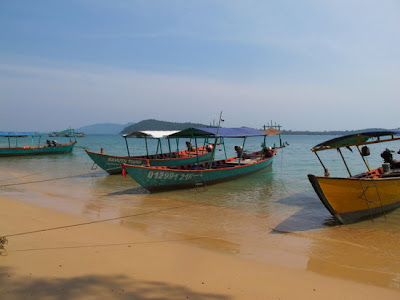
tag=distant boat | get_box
[85,130,214,174]
[49,128,85,137]
[0,131,76,157]
[308,129,400,224]
[122,127,279,192]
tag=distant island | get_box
[281,128,390,135]
[75,120,392,136]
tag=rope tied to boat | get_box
[0,204,195,254]
[0,170,104,187]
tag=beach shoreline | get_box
[1,195,399,299]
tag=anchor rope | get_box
[0,171,104,187]
[0,172,42,182]
[2,203,194,238]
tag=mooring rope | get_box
[0,171,104,187]
[2,203,194,239]
[0,172,42,182]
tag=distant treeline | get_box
[282,128,389,135]
[79,119,391,135]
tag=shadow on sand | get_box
[271,190,339,233]
[0,266,230,300]
[105,187,150,196]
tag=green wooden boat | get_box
[122,127,279,192]
[85,130,214,174]
[0,131,76,157]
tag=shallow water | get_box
[1,134,400,289]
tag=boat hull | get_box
[124,154,276,192]
[85,147,213,174]
[0,142,76,157]
[308,174,400,224]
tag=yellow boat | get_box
[308,129,400,224]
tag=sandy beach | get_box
[1,194,399,300]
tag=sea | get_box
[1,134,400,290]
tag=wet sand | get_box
[1,163,400,299]
[1,195,399,300]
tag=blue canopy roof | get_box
[168,127,267,138]
[0,131,38,137]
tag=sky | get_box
[1,0,400,132]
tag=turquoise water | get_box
[1,134,400,227]
[1,134,400,289]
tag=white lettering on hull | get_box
[147,171,193,181]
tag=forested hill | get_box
[120,119,211,134]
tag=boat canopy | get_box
[311,129,400,152]
[0,131,38,137]
[167,127,267,138]
[123,130,179,139]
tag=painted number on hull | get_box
[147,171,193,181]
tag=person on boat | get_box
[186,141,194,152]
[46,140,52,147]
[205,144,214,152]
[381,148,394,164]
[263,147,274,158]
[52,140,58,147]
[234,146,250,159]
[380,148,400,168]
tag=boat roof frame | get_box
[311,129,400,152]
[167,127,268,138]
[123,130,179,139]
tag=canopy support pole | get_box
[208,111,223,169]
[194,136,200,165]
[155,139,160,158]
[145,136,149,156]
[356,145,370,171]
[314,152,330,176]
[167,138,172,158]
[124,136,131,157]
[338,148,352,177]
[238,137,247,164]
[221,137,227,159]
